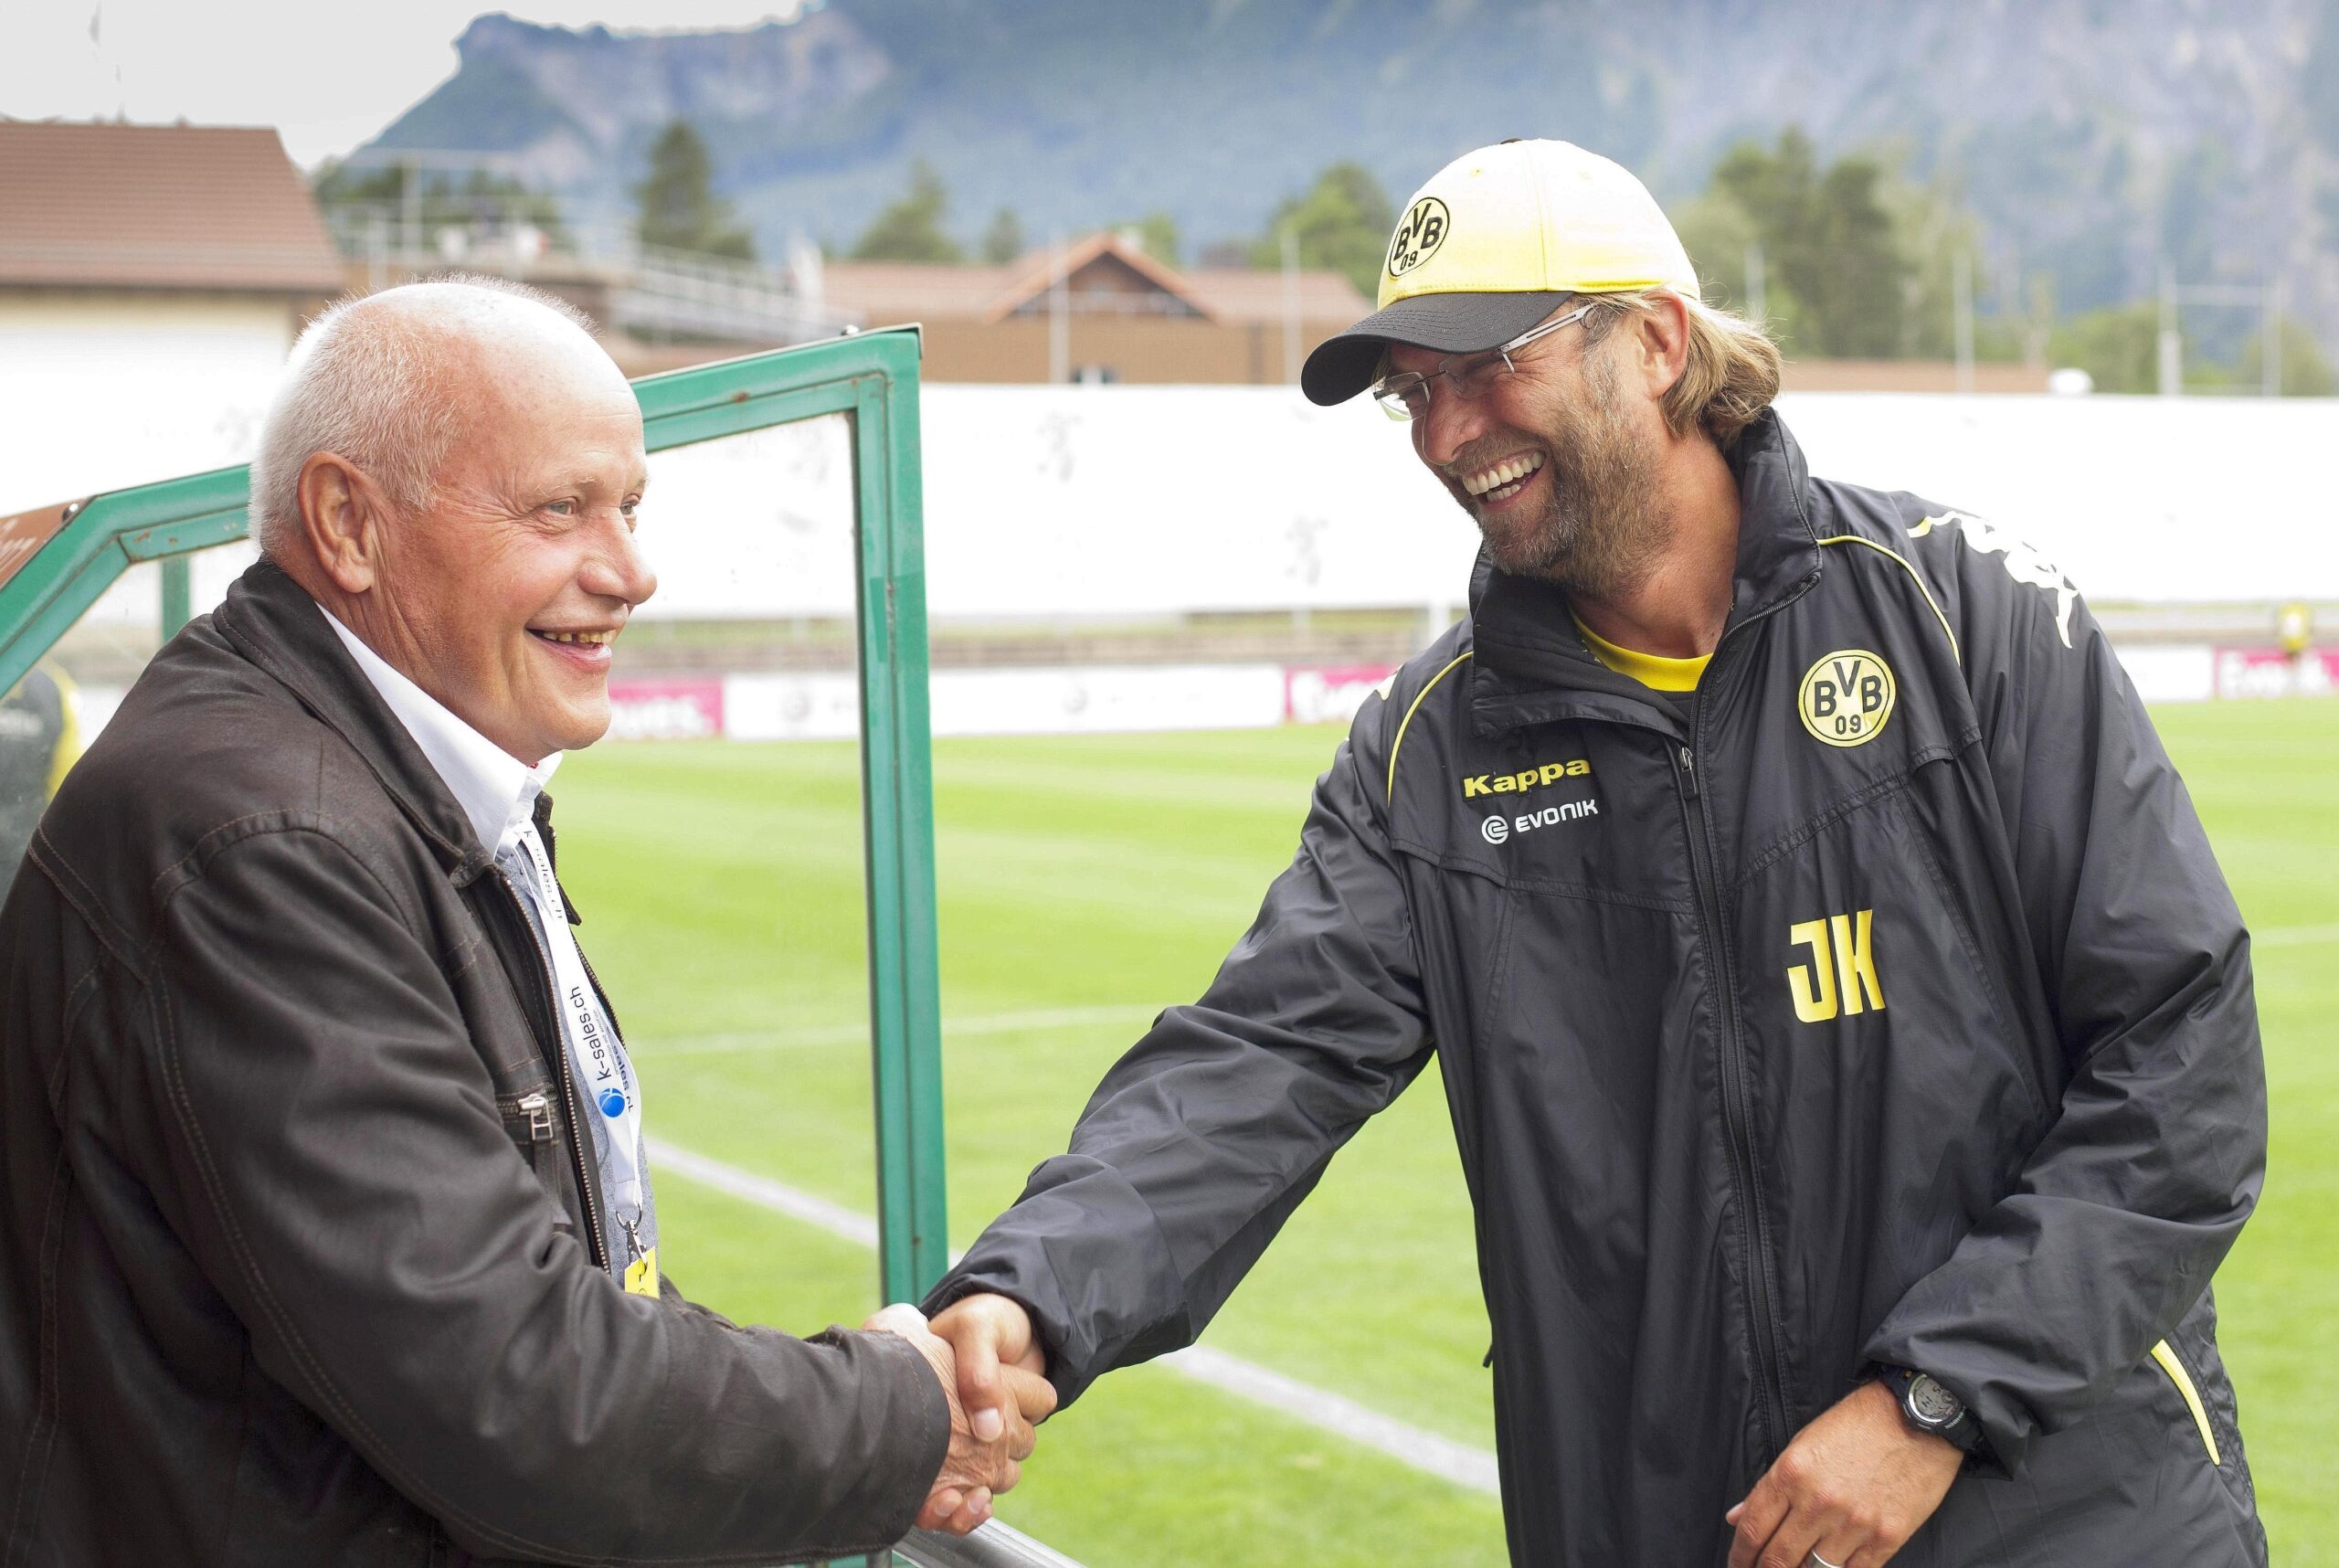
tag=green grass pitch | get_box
[554,698,2337,1567]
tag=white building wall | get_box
[0,291,287,623]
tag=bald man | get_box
[0,279,1047,1566]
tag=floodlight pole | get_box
[1049,232,1070,385]
[1953,251,1974,395]
[2158,261,2182,397]
[2263,279,2282,397]
[1281,225,1302,386]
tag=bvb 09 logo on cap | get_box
[1799,650,1897,747]
[1387,196,1450,278]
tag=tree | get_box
[2233,316,2339,396]
[633,120,755,260]
[1250,162,1395,295]
[1667,188,1812,350]
[979,207,1026,264]
[2045,302,2162,393]
[852,161,964,264]
[1882,159,1995,361]
[1706,128,1908,357]
[1114,211,1181,266]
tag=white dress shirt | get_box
[317,603,657,1291]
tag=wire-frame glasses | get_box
[1370,301,1596,420]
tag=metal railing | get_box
[321,201,863,345]
[892,1520,1088,1568]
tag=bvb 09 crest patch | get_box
[1798,650,1897,748]
[1387,197,1450,278]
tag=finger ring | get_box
[1808,1553,1846,1568]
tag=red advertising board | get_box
[1286,663,1398,726]
[2212,647,2338,700]
[606,676,725,740]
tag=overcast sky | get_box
[3,0,810,167]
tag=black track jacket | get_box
[934,413,2269,1565]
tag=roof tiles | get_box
[0,121,347,292]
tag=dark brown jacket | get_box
[0,560,945,1566]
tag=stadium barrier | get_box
[59,643,2335,751]
[587,643,2333,744]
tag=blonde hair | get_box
[1582,290,1782,449]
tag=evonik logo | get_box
[1481,798,1599,844]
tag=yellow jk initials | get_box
[1787,909,1886,1023]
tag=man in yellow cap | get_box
[923,141,2266,1568]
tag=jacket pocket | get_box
[2148,1338,2223,1467]
[495,1086,577,1234]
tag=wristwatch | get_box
[1876,1364,1985,1455]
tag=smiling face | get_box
[335,302,656,765]
[1393,309,1667,599]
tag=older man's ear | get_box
[294,450,389,598]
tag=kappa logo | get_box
[1461,757,1593,798]
[1798,650,1896,748]
[1386,196,1450,278]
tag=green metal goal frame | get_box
[0,325,951,1307]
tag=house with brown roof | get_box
[817,230,1373,385]
[0,121,348,302]
[0,120,347,515]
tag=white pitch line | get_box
[649,1138,880,1247]
[641,1135,1501,1497]
[642,1005,1162,1057]
[1159,1344,1500,1495]
[2254,927,2339,949]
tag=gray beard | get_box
[1472,355,1666,602]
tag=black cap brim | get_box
[1299,290,1575,406]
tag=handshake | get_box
[865,1294,1056,1535]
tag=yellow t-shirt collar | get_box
[1572,615,1709,694]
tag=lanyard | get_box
[508,826,648,1261]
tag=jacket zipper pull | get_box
[1678,746,1699,798]
[517,1090,554,1143]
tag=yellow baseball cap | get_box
[1301,138,1700,406]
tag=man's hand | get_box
[863,1303,1047,1534]
[929,1292,1055,1446]
[1725,1380,1962,1568]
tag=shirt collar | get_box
[316,604,559,856]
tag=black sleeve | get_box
[1862,554,2267,1472]
[147,826,947,1564]
[926,706,1434,1404]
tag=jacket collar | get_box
[1466,409,1822,735]
[315,600,557,860]
[210,558,501,885]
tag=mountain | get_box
[356,0,2339,349]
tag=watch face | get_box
[1909,1373,1963,1426]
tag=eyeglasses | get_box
[1369,301,1596,421]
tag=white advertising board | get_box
[628,384,2339,621]
[22,370,2337,630]
[718,664,1289,742]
